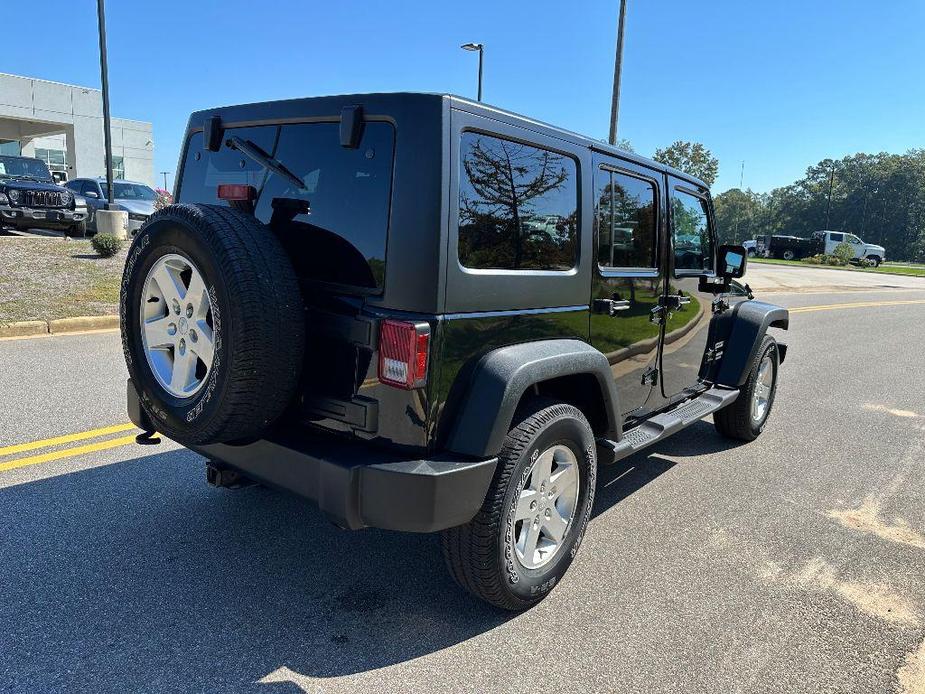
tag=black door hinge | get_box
[641,366,659,386]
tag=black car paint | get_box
[162,93,788,530]
[0,156,84,232]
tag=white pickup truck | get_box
[813,230,886,266]
[756,230,886,265]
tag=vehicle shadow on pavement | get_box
[592,420,747,519]
[0,449,510,692]
[0,421,745,693]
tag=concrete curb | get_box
[0,315,119,339]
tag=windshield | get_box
[102,182,157,201]
[0,155,53,182]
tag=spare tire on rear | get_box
[120,203,305,446]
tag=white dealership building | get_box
[0,72,154,186]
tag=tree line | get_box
[712,151,925,261]
[628,140,925,262]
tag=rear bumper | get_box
[126,380,496,532]
[1,204,87,229]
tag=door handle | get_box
[593,298,631,316]
[662,294,691,310]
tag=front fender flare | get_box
[444,339,620,458]
[715,300,789,387]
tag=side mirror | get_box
[84,190,99,199]
[718,244,748,279]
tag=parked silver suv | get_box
[64,177,157,235]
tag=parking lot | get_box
[2,266,925,693]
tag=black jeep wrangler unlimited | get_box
[0,154,88,236]
[121,94,787,610]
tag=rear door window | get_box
[596,168,657,269]
[671,189,714,273]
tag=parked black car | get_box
[121,93,788,610]
[0,154,87,235]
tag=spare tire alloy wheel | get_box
[121,203,305,446]
[140,254,214,399]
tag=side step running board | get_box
[599,386,739,464]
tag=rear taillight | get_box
[379,320,430,389]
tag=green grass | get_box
[0,237,126,324]
[751,256,925,278]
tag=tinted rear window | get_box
[178,121,395,291]
[458,132,578,271]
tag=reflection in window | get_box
[671,190,713,272]
[458,132,578,271]
[596,169,656,268]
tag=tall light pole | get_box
[461,43,484,101]
[160,171,171,191]
[96,0,115,208]
[608,0,628,145]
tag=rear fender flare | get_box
[444,339,621,458]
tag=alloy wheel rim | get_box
[512,444,580,570]
[751,353,774,423]
[140,253,215,399]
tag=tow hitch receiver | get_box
[206,464,257,489]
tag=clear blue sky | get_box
[5,0,923,193]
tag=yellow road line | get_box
[790,299,925,314]
[0,422,136,457]
[0,434,140,473]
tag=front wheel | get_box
[782,249,796,261]
[441,399,596,610]
[714,334,779,441]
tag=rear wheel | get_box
[441,399,596,610]
[714,334,779,441]
[120,203,305,446]
[782,249,796,261]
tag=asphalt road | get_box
[2,269,925,693]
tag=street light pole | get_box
[96,0,115,208]
[160,171,171,191]
[608,0,628,145]
[461,43,484,101]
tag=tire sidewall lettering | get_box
[501,412,596,602]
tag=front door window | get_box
[671,190,713,273]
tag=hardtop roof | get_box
[188,92,710,190]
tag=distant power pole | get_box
[160,171,171,191]
[608,0,628,145]
[733,160,745,242]
[824,162,836,231]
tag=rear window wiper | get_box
[225,136,306,192]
